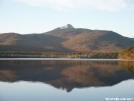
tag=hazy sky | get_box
[0,0,134,37]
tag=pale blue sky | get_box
[0,0,134,37]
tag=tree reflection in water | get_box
[0,60,134,92]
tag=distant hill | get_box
[0,24,134,52]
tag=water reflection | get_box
[0,60,134,92]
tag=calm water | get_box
[0,58,134,101]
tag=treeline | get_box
[0,51,118,58]
[119,47,134,60]
[89,52,118,59]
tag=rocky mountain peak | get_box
[60,24,74,29]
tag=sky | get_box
[0,0,134,37]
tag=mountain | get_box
[0,24,134,52]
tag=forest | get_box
[119,47,134,60]
[1,47,134,59]
[0,51,118,58]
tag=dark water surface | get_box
[0,58,134,101]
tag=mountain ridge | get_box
[0,24,134,52]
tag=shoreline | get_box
[0,58,133,61]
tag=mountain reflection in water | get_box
[0,60,134,92]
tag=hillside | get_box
[119,47,134,60]
[0,24,134,52]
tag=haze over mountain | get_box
[0,24,134,52]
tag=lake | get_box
[0,58,134,101]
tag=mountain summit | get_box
[60,24,74,29]
[53,24,75,31]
